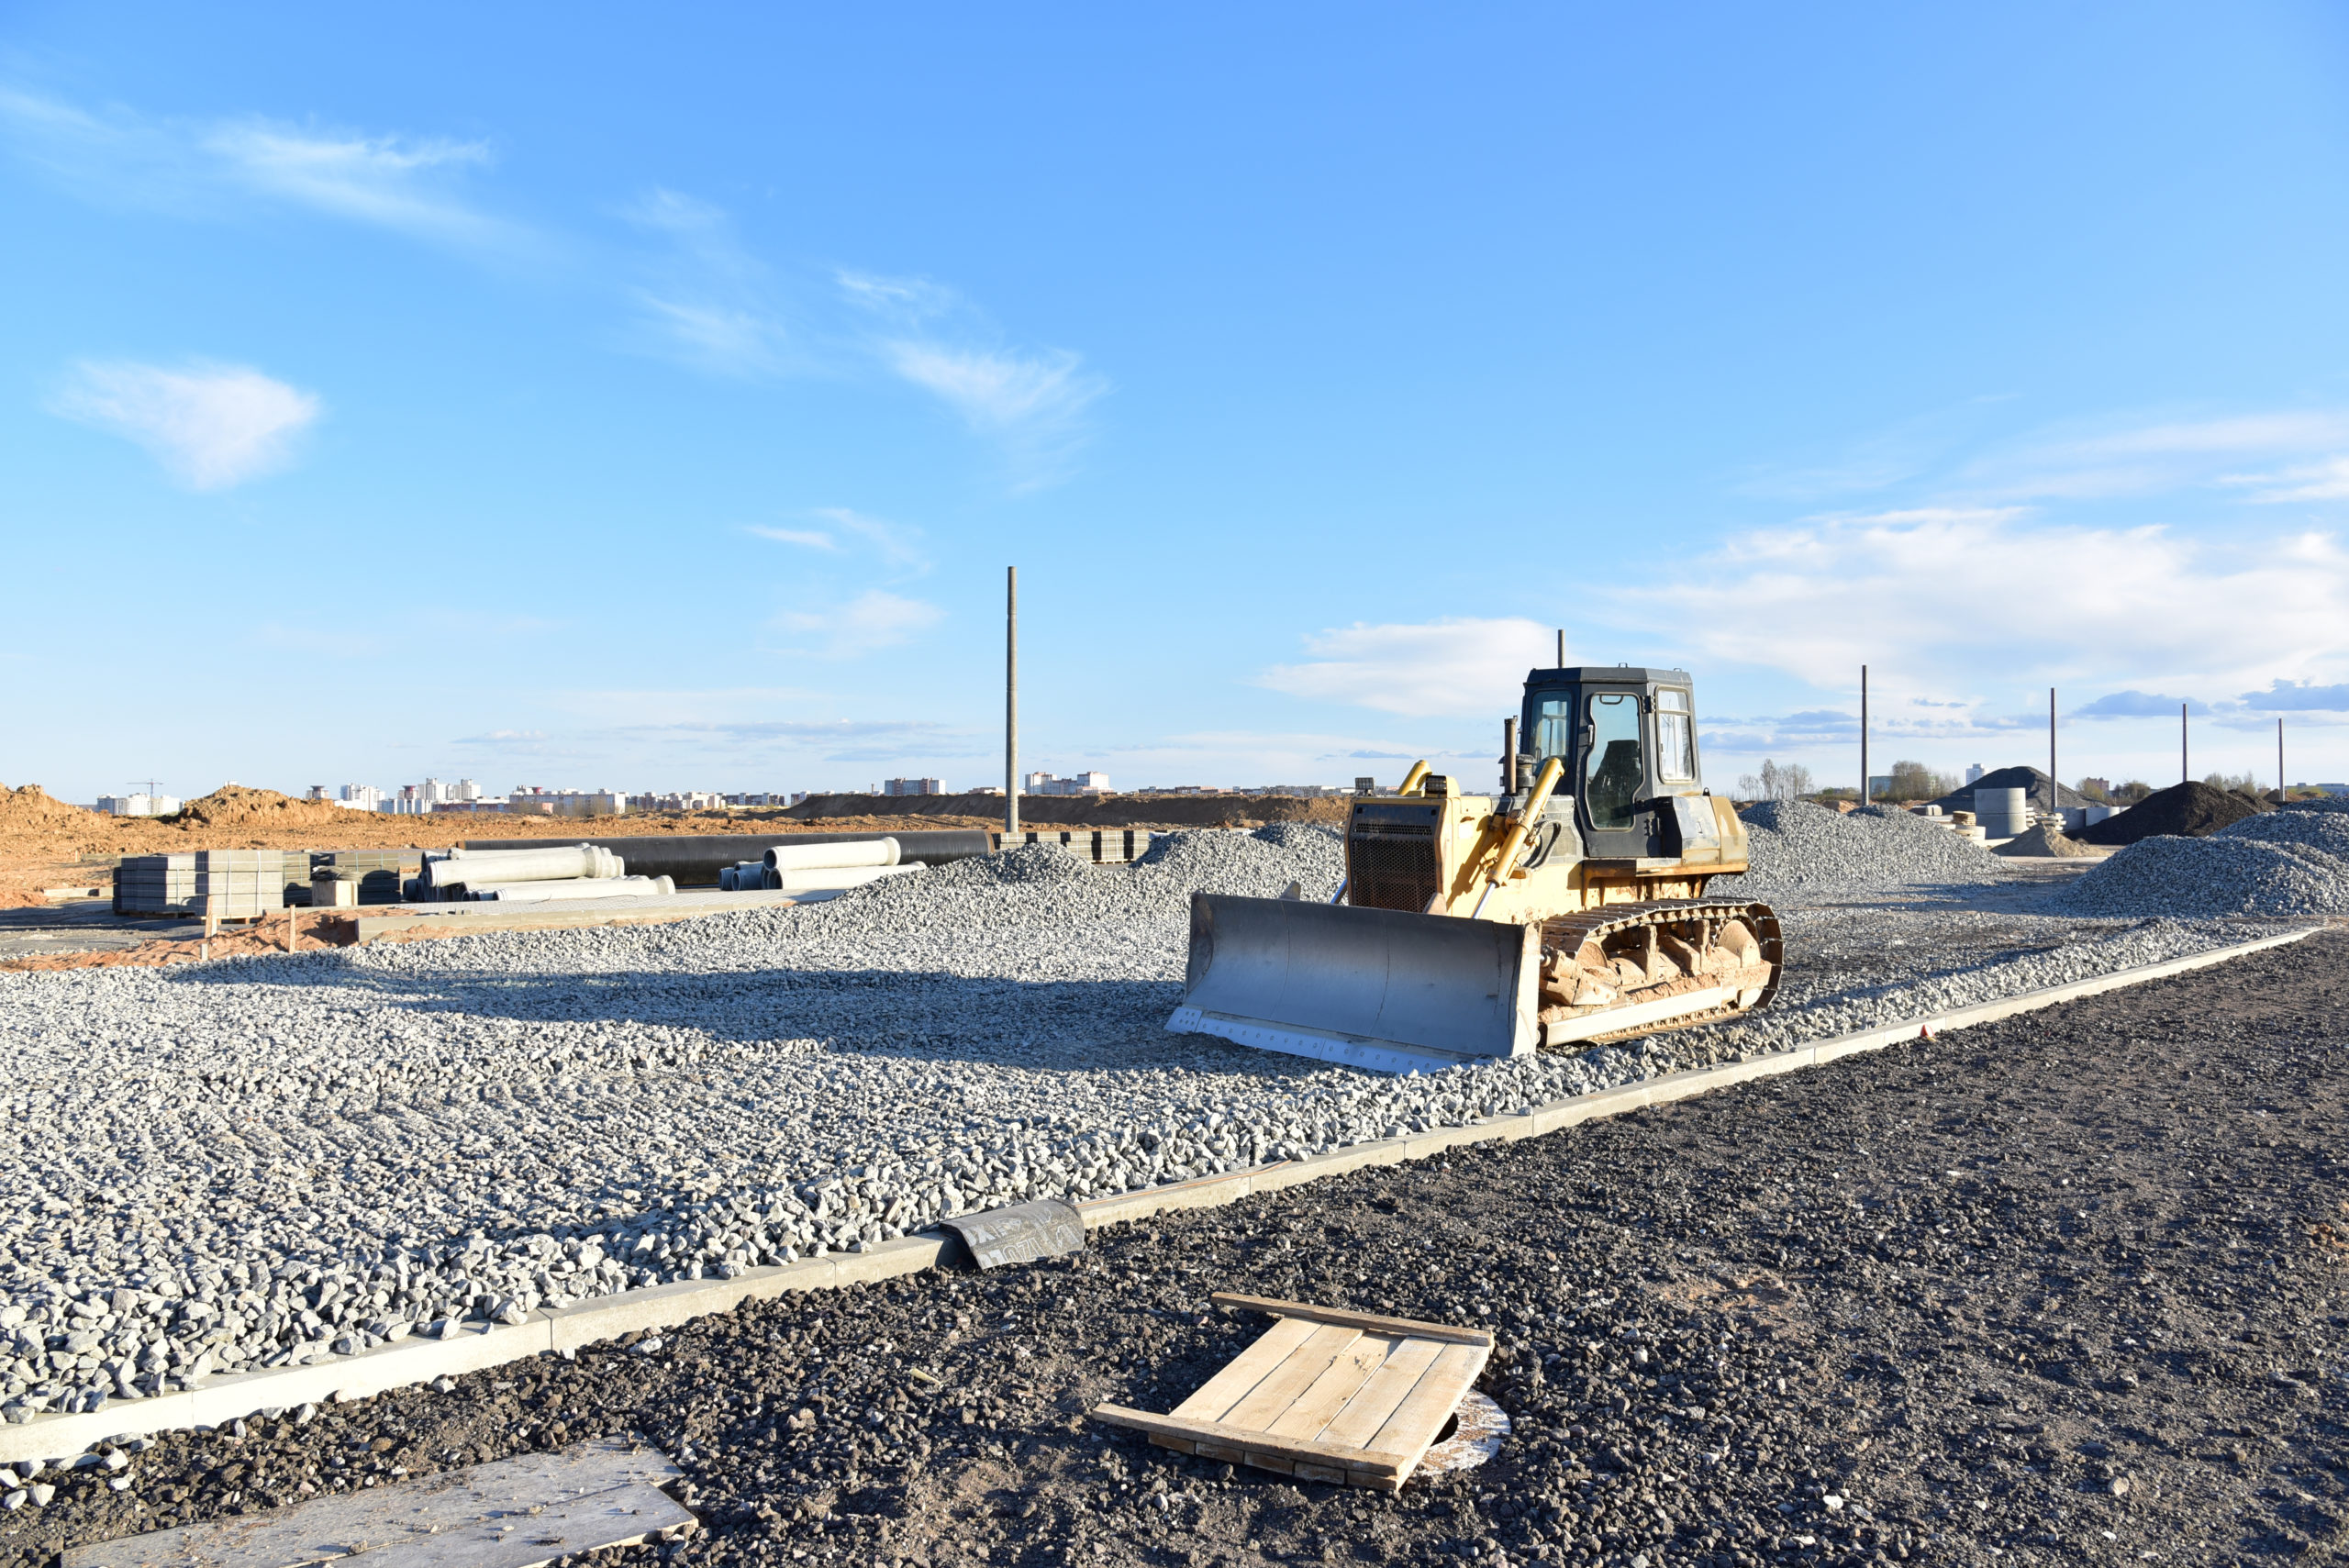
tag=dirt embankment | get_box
[0,782,1181,908]
[785,792,1349,829]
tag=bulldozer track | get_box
[1536,896,1785,1048]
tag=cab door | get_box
[1578,688,1663,858]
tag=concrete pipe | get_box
[765,838,900,873]
[1973,786,2029,838]
[462,830,991,885]
[472,875,674,903]
[426,844,622,888]
[770,863,924,894]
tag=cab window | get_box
[1531,695,1575,764]
[1586,692,1643,829]
[1656,688,1697,782]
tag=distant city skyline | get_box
[6,5,2348,801]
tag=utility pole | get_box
[2181,702,2188,784]
[1859,664,1869,806]
[1006,566,1019,840]
[2278,717,2286,803]
[2048,688,2057,817]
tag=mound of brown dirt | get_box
[0,783,94,830]
[167,784,355,830]
[783,792,1348,828]
[2078,780,2265,845]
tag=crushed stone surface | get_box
[0,820,2271,1423]
[9,932,2344,1568]
[2218,804,2349,858]
[1713,800,1999,899]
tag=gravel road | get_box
[6,929,2339,1568]
[0,826,2276,1424]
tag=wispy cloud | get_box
[775,589,943,658]
[841,269,1108,491]
[1641,507,2349,699]
[619,188,793,376]
[745,526,841,551]
[807,507,929,573]
[51,360,320,489]
[1960,410,2349,503]
[1258,617,1558,718]
[1742,400,2349,509]
[2221,456,2349,504]
[0,86,531,257]
[747,508,929,576]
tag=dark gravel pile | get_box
[2078,783,2264,846]
[1923,767,2089,816]
[11,933,2341,1568]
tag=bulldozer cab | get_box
[1523,666,1705,860]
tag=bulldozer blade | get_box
[1166,894,1542,1074]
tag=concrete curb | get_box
[4,921,2321,1462]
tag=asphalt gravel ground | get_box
[7,930,2341,1568]
[0,828,2276,1423]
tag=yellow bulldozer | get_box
[1170,664,1783,1073]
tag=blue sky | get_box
[7,4,2349,803]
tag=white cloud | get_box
[835,269,958,322]
[775,590,943,658]
[620,189,792,376]
[745,526,841,550]
[52,360,320,489]
[885,342,1104,436]
[1959,410,2349,504]
[842,270,1108,490]
[2221,456,2349,504]
[1742,399,2349,508]
[1635,507,2349,698]
[0,87,528,255]
[807,507,929,573]
[1258,618,1559,718]
[746,509,928,573]
[201,119,507,245]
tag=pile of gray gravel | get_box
[2216,806,2349,859]
[2054,833,2349,918]
[1712,800,1999,899]
[0,820,2255,1424]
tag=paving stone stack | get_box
[111,854,197,914]
[191,850,301,917]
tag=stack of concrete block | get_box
[191,850,301,917]
[114,854,199,914]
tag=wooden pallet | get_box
[1091,1294,1493,1492]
